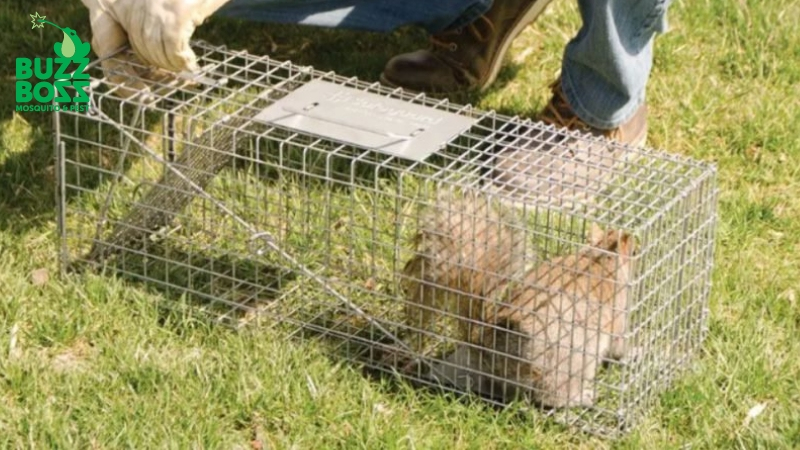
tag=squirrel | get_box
[401,195,636,409]
[476,225,636,408]
[400,190,527,355]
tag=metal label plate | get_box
[253,79,477,162]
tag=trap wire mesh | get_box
[55,41,718,437]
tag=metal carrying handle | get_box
[281,103,426,140]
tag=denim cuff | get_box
[560,61,647,130]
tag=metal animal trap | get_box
[55,41,718,437]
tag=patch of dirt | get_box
[49,339,95,374]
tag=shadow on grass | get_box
[70,240,297,326]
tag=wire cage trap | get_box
[55,41,718,436]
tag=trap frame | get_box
[55,41,718,437]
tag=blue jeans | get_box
[217,0,671,129]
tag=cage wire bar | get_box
[55,41,718,436]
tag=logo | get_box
[15,12,91,112]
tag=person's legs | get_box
[217,0,553,94]
[216,0,492,35]
[559,0,672,130]
[490,0,673,207]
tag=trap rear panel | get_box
[55,41,718,437]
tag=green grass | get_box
[2,0,800,447]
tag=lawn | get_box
[1,0,799,448]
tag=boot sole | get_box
[380,0,555,95]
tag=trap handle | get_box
[281,104,425,140]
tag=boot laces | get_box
[430,15,495,53]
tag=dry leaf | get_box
[306,373,318,399]
[373,403,391,415]
[742,402,767,427]
[8,323,21,360]
[767,230,784,239]
[778,289,797,311]
[778,289,796,305]
[30,268,49,286]
[513,46,535,64]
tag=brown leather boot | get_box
[539,79,648,147]
[380,0,554,94]
[488,79,649,208]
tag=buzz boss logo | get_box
[16,12,91,112]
